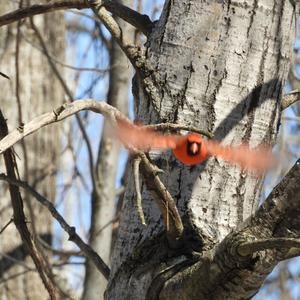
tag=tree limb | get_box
[0,218,13,235]
[0,110,60,299]
[133,156,146,226]
[0,0,88,27]
[281,89,300,110]
[102,0,154,36]
[237,237,300,256]
[0,99,127,155]
[139,153,184,246]
[89,1,144,68]
[146,123,213,138]
[159,159,300,300]
[0,173,111,280]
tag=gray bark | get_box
[106,1,295,299]
[0,2,64,299]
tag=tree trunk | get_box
[0,2,65,299]
[106,1,295,299]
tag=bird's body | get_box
[116,120,273,173]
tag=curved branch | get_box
[281,89,300,110]
[159,159,300,300]
[0,1,88,27]
[146,123,213,138]
[102,0,154,36]
[0,111,60,299]
[237,238,300,257]
[139,153,184,245]
[0,173,110,280]
[0,99,127,155]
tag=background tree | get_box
[0,1,65,299]
[0,1,300,300]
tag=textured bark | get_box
[107,1,295,299]
[81,1,134,299]
[0,1,64,299]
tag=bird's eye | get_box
[187,141,201,156]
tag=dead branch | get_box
[30,18,96,185]
[139,153,184,245]
[0,0,88,27]
[0,173,110,280]
[37,238,83,258]
[159,158,300,299]
[102,0,154,36]
[0,99,187,244]
[0,99,127,155]
[133,156,146,225]
[281,90,300,110]
[146,123,213,138]
[0,218,13,235]
[0,71,10,79]
[0,111,60,299]
[237,238,300,257]
[89,1,142,67]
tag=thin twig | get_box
[281,89,300,110]
[0,71,10,79]
[37,238,83,258]
[139,153,184,245]
[146,123,213,138]
[0,251,36,271]
[133,156,146,225]
[0,173,111,280]
[0,270,33,285]
[89,1,142,66]
[30,18,96,187]
[0,99,127,154]
[0,218,14,235]
[15,1,35,238]
[238,238,300,257]
[0,111,60,299]
[102,0,154,36]
[0,0,88,27]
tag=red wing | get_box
[116,120,186,151]
[206,140,274,173]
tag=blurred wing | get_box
[206,140,274,173]
[117,120,186,151]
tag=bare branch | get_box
[37,238,83,258]
[139,153,184,245]
[0,173,111,280]
[133,156,146,226]
[237,238,300,257]
[0,0,88,27]
[0,270,33,285]
[146,123,213,138]
[0,111,60,299]
[0,218,13,235]
[29,18,96,186]
[281,89,300,110]
[102,0,154,36]
[90,1,142,67]
[0,71,10,79]
[0,99,128,155]
[0,98,188,245]
[160,159,300,299]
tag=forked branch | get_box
[0,173,110,280]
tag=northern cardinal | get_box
[117,120,273,173]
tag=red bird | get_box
[117,120,273,173]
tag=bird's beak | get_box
[190,142,200,155]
